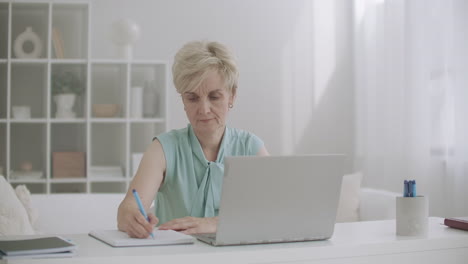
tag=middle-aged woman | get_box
[117,40,269,238]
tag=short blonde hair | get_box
[172,41,238,95]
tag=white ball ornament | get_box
[111,19,141,59]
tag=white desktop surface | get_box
[3,217,468,264]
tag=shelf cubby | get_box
[129,123,165,177]
[91,63,127,118]
[0,3,8,59]
[0,63,6,119]
[51,182,86,193]
[11,3,49,59]
[10,123,46,181]
[51,123,86,152]
[131,63,166,119]
[90,123,127,175]
[51,3,88,60]
[91,182,127,194]
[51,63,87,119]
[0,123,5,177]
[130,123,165,153]
[11,182,46,194]
[11,63,47,119]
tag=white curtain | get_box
[354,0,468,217]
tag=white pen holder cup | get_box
[396,196,428,236]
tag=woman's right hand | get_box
[117,200,159,238]
[117,139,165,238]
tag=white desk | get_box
[3,217,468,264]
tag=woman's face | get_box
[182,71,235,135]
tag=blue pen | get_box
[132,189,155,239]
[408,180,413,197]
[403,180,409,197]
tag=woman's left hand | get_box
[158,216,218,235]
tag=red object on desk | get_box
[444,217,468,231]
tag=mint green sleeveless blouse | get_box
[154,124,264,225]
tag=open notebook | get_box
[89,229,194,247]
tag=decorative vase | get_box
[14,27,43,59]
[54,93,77,118]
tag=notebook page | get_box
[89,229,194,247]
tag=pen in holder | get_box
[396,180,428,236]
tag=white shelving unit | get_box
[0,1,168,194]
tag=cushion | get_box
[31,193,125,234]
[336,172,363,223]
[359,188,398,221]
[15,185,39,231]
[0,176,35,235]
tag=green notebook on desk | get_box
[0,236,76,260]
[89,229,194,247]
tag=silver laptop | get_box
[194,155,345,246]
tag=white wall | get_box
[90,0,355,171]
[69,0,468,217]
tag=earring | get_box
[229,104,233,108]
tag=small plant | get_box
[52,71,84,95]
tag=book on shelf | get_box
[10,170,44,180]
[444,217,468,231]
[89,229,194,247]
[52,27,65,59]
[0,236,77,260]
[90,166,124,178]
